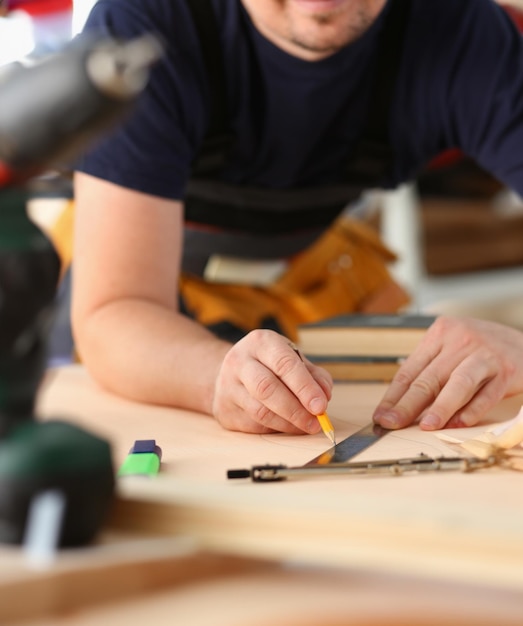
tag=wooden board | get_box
[0,365,522,624]
[0,536,266,624]
[1,531,523,626]
[34,366,523,591]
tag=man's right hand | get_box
[212,329,333,434]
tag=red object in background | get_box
[503,5,523,31]
[0,162,14,188]
[427,148,463,170]
[6,0,72,16]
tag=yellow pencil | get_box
[316,412,336,445]
[288,342,337,446]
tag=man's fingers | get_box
[416,353,497,429]
[443,377,502,428]
[374,349,499,430]
[303,359,333,399]
[241,349,322,433]
[216,331,328,433]
[372,346,445,428]
[213,378,303,434]
[231,397,305,434]
[212,329,334,435]
[369,317,523,433]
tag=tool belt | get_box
[48,204,410,344]
[180,216,411,342]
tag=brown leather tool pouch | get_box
[180,216,411,341]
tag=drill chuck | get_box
[0,33,162,183]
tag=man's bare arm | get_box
[72,172,332,433]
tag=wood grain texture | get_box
[2,364,518,624]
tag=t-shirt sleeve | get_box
[442,0,523,195]
[391,0,523,196]
[75,0,207,200]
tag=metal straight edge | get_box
[304,422,390,466]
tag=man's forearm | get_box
[73,299,232,415]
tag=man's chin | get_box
[290,38,342,56]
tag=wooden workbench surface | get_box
[1,365,522,624]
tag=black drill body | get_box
[0,33,161,545]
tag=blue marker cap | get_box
[129,439,162,459]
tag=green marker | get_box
[117,440,162,477]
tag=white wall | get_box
[72,0,97,34]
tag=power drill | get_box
[0,33,162,546]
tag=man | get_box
[73,0,523,436]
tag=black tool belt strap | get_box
[182,0,412,265]
[343,0,411,184]
[184,0,234,174]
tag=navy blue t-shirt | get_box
[77,0,523,200]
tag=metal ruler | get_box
[305,422,389,466]
[226,423,495,482]
[227,422,390,481]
